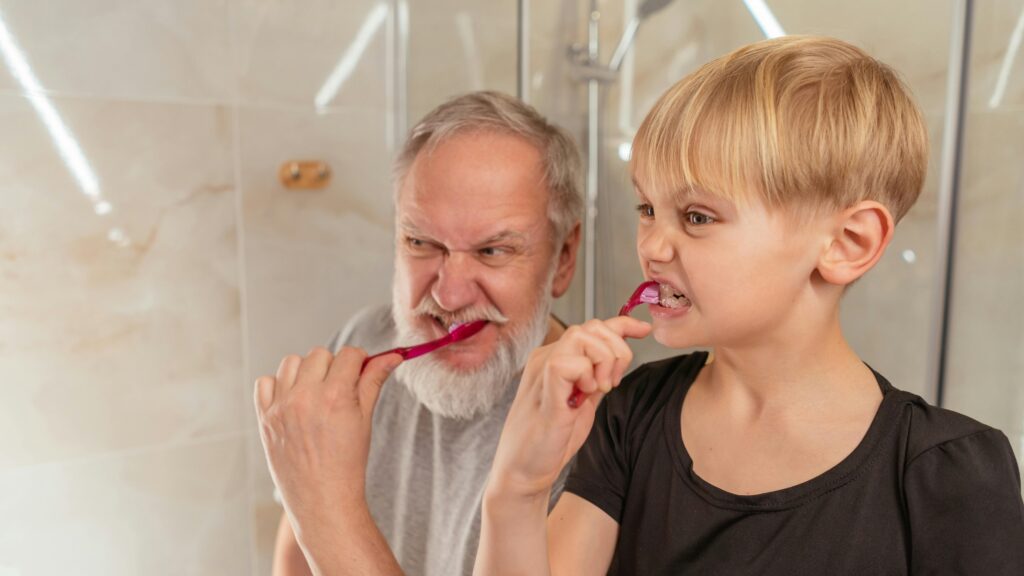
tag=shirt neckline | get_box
[663,352,902,511]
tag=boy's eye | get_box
[685,211,715,225]
[635,203,655,219]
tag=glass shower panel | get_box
[406,0,518,126]
[943,0,1024,485]
[531,0,954,398]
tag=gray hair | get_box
[393,91,583,244]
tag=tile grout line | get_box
[0,429,249,476]
[0,85,391,115]
[224,0,263,567]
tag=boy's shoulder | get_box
[881,381,1006,464]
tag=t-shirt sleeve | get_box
[562,369,646,523]
[904,428,1024,574]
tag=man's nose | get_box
[431,252,481,311]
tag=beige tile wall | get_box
[2,0,1021,574]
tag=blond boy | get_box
[475,36,1024,575]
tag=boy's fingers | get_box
[602,316,653,340]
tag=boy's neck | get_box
[702,313,880,418]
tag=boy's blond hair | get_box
[631,36,928,222]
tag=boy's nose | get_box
[431,252,481,312]
[637,224,675,263]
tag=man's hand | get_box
[254,346,404,574]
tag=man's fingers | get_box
[324,346,367,398]
[358,353,403,416]
[275,354,302,396]
[254,376,275,413]
[295,347,333,389]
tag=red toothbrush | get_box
[361,320,488,371]
[566,281,659,408]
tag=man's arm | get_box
[272,513,312,576]
[255,348,406,576]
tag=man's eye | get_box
[635,203,655,219]
[479,246,509,257]
[405,237,442,254]
[685,211,715,225]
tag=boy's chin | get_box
[651,327,705,350]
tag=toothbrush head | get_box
[447,320,488,341]
[619,280,661,316]
[638,284,660,304]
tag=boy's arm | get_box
[547,493,619,574]
[474,317,649,575]
[476,492,618,576]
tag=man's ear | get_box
[817,201,895,286]
[551,222,581,298]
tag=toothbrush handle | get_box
[567,387,585,408]
[360,347,410,371]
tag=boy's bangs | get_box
[630,68,763,207]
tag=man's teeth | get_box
[658,283,691,309]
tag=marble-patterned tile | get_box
[0,94,244,469]
[238,105,395,397]
[0,435,250,576]
[250,430,281,576]
[0,0,232,102]
[944,109,1024,435]
[232,0,389,111]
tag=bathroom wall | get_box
[944,0,1024,473]
[1,1,1020,574]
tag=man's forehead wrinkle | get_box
[398,215,534,248]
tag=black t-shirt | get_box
[564,352,1024,575]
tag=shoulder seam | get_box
[905,427,1000,469]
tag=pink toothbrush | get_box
[567,280,659,408]
[361,320,488,371]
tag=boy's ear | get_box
[817,201,895,286]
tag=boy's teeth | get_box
[658,283,690,308]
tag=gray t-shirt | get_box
[327,305,565,576]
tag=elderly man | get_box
[255,91,583,575]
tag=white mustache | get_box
[412,295,509,327]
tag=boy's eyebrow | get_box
[631,177,700,202]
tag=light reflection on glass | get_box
[314,3,388,111]
[743,0,786,39]
[988,5,1024,109]
[0,9,105,210]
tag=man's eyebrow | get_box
[476,230,527,246]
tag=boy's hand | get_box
[253,347,402,532]
[488,317,651,499]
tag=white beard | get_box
[391,273,554,420]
